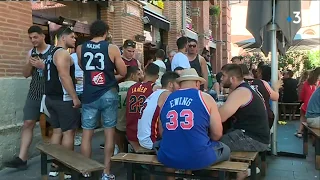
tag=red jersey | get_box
[126,81,154,142]
[119,58,139,83]
[123,57,138,67]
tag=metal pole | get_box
[182,1,186,35]
[270,0,278,156]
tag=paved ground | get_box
[0,130,319,180]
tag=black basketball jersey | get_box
[81,40,117,104]
[45,47,76,101]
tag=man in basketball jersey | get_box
[126,63,159,143]
[158,69,230,179]
[138,72,180,149]
[4,26,54,169]
[219,64,270,152]
[115,39,142,81]
[44,26,80,148]
[77,20,126,180]
[116,66,142,152]
[187,39,209,91]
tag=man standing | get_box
[218,64,270,152]
[164,50,176,72]
[126,63,159,143]
[230,56,243,64]
[157,69,230,179]
[4,26,53,169]
[187,39,209,91]
[77,20,127,180]
[116,66,142,153]
[138,72,180,149]
[153,49,167,87]
[171,36,191,71]
[44,26,80,149]
[116,40,142,81]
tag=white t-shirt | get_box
[153,59,166,87]
[137,89,167,149]
[70,53,83,93]
[171,52,190,71]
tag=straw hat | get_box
[176,68,206,84]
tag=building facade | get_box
[0,1,231,167]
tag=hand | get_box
[274,79,283,90]
[30,57,44,69]
[72,98,81,108]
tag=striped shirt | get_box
[27,45,53,101]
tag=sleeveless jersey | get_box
[158,88,219,170]
[81,40,117,104]
[45,47,76,101]
[189,55,204,90]
[137,89,167,149]
[233,82,270,144]
[116,80,137,132]
[28,45,54,101]
[126,81,154,142]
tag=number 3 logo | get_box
[84,52,105,70]
[166,109,194,130]
[293,11,301,24]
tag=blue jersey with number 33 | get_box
[81,40,117,104]
[158,88,219,170]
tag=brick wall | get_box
[0,2,32,77]
[100,1,144,62]
[222,1,231,65]
[164,1,182,52]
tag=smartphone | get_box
[31,53,38,58]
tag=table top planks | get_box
[111,153,249,172]
[302,122,320,137]
[37,143,105,173]
[230,152,259,161]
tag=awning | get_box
[185,29,198,41]
[143,9,170,31]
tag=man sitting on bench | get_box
[306,87,320,129]
[137,72,180,149]
[218,64,270,152]
[157,69,233,180]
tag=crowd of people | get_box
[3,19,320,180]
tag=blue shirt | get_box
[158,88,219,170]
[306,87,320,118]
[81,41,117,104]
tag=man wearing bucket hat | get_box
[157,68,230,177]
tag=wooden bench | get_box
[37,143,105,180]
[302,122,320,170]
[230,151,267,177]
[279,102,300,120]
[111,153,249,180]
[129,141,155,154]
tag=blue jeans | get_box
[81,89,119,129]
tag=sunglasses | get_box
[188,44,197,48]
[125,42,136,48]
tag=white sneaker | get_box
[114,144,119,155]
[247,167,260,177]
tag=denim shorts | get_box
[81,89,119,129]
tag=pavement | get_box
[0,129,319,180]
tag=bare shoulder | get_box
[108,44,119,52]
[158,91,172,107]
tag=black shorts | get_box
[23,98,42,121]
[45,96,80,132]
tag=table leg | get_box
[303,126,309,155]
[315,138,320,170]
[260,151,266,176]
[250,159,257,180]
[127,163,134,180]
[40,152,48,180]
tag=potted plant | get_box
[209,5,221,18]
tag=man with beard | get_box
[218,64,270,152]
[4,25,54,170]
